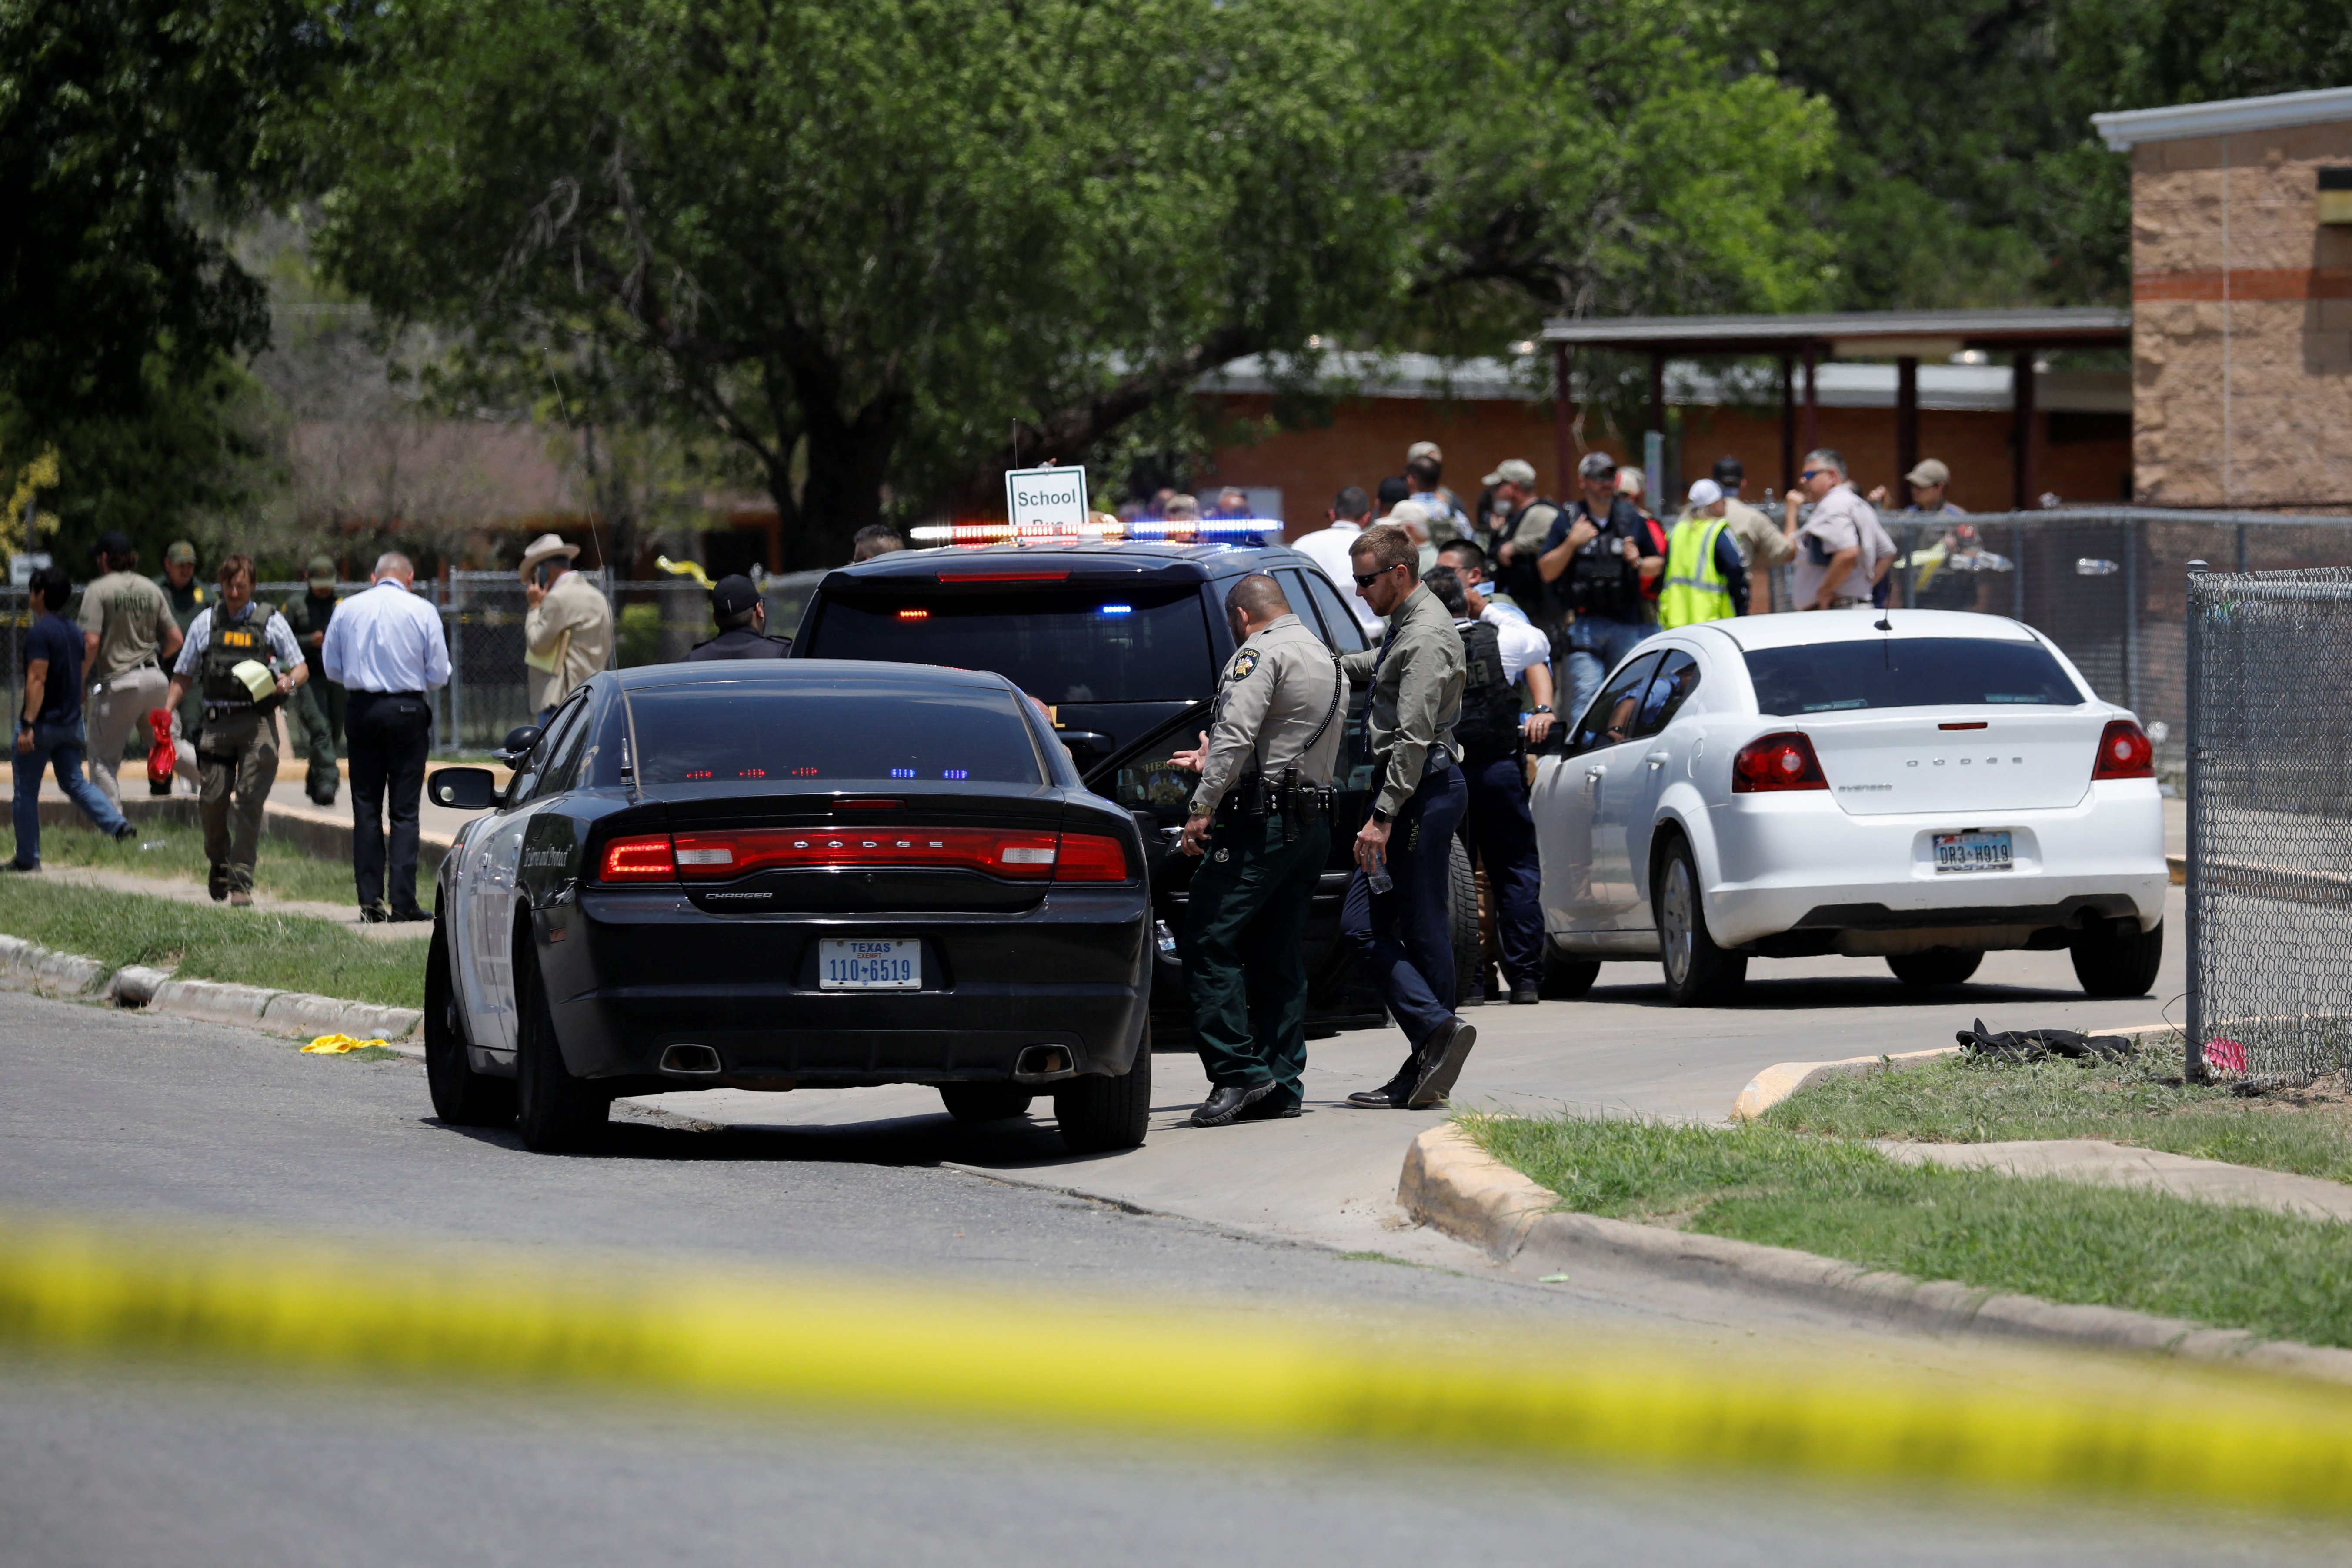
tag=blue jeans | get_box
[1563,614,1656,724]
[1341,763,1468,1051]
[1459,754,1545,991]
[10,719,129,868]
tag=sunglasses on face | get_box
[1800,469,1829,481]
[1352,566,1400,587]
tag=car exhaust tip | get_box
[659,1044,724,1076]
[1012,1044,1074,1082]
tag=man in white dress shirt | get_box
[1288,485,1383,636]
[321,553,452,922]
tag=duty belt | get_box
[1214,766,1337,842]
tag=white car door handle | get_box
[1646,750,1670,769]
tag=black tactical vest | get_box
[200,604,288,712]
[1451,618,1521,766]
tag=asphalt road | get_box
[7,926,2338,1568]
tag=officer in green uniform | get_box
[280,554,346,804]
[154,540,208,785]
[163,554,307,905]
[1168,573,1345,1127]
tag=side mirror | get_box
[494,724,542,768]
[429,766,501,811]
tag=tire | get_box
[1447,835,1483,1008]
[939,1083,1035,1123]
[514,957,609,1153]
[1886,948,1985,988]
[2072,917,2164,999]
[1653,834,1746,1007]
[1054,1024,1152,1154]
[1540,941,1600,1000]
[424,922,515,1127]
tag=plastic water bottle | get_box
[1367,851,1393,895]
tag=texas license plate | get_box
[1933,831,2013,873]
[818,938,922,989]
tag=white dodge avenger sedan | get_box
[1528,610,2168,1006]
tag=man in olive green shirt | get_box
[78,532,182,806]
[1336,523,1478,1113]
[154,540,207,787]
[280,555,345,804]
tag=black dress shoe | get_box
[358,903,390,924]
[1191,1082,1274,1127]
[111,822,137,843]
[1346,1061,1420,1108]
[207,863,229,901]
[1406,1018,1478,1108]
[387,908,431,923]
[1509,985,1539,1005]
[1237,1090,1302,1121]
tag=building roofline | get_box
[2092,86,2352,151]
[1537,308,2128,350]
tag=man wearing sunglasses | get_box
[1783,449,1879,611]
[1335,524,1477,1111]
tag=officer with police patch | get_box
[1168,573,1344,1128]
[164,554,307,906]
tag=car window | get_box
[624,680,1046,787]
[1272,569,1324,641]
[800,585,1214,704]
[533,695,598,799]
[1743,637,2083,716]
[508,697,588,807]
[1300,570,1368,653]
[1630,650,1701,739]
[1568,651,1665,755]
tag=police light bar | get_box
[906,518,1281,546]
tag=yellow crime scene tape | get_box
[3,1208,2352,1511]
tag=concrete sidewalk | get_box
[24,864,430,940]
[1879,1138,2352,1221]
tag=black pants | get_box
[348,690,433,917]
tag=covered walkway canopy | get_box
[1539,307,2130,507]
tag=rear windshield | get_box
[1743,637,2083,715]
[624,683,1044,786]
[803,587,1214,704]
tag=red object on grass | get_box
[2204,1038,2248,1074]
[145,709,175,796]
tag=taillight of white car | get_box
[1731,732,1828,793]
[2092,719,2155,781]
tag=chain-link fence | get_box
[2185,567,2352,1087]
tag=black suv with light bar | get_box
[420,661,1153,1154]
[791,537,1484,1038]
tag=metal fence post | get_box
[2184,559,2208,1083]
[2123,517,2139,715]
[448,574,466,752]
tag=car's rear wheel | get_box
[1447,836,1483,1008]
[1654,835,1746,1006]
[1540,941,1600,1000]
[1886,948,1985,988]
[2072,917,2164,998]
[515,957,609,1153]
[1055,1024,1152,1153]
[425,921,515,1127]
[939,1084,1035,1123]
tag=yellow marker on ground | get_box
[300,1034,389,1054]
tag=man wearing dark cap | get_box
[1711,456,1792,615]
[77,532,182,807]
[686,575,789,660]
[280,555,346,805]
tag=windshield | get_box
[1744,637,2083,716]
[624,682,1044,787]
[803,587,1214,704]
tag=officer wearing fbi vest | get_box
[164,553,308,905]
[1170,573,1344,1128]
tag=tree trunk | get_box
[780,390,905,570]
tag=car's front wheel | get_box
[2072,917,2164,998]
[1886,948,1985,988]
[939,1084,1035,1123]
[424,921,515,1127]
[515,958,610,1153]
[1055,1025,1152,1153]
[1654,835,1746,1006]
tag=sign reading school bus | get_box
[1004,464,1089,538]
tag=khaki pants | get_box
[84,663,167,807]
[199,719,277,894]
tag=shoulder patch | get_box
[1229,649,1261,680]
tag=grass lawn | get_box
[1467,1112,2352,1349]
[21,818,432,914]
[0,879,427,1009]
[1764,1051,2352,1186]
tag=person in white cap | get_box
[519,532,612,721]
[1658,479,1751,629]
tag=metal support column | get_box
[1800,344,1819,457]
[1895,357,1920,508]
[1553,342,1575,496]
[1778,357,1795,495]
[2123,517,2139,714]
[2012,347,2038,510]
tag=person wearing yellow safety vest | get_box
[1657,478,1753,630]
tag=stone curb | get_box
[1728,1020,2179,1121]
[0,934,422,1058]
[1398,1123,2352,1387]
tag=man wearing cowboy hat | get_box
[519,533,612,721]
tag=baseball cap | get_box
[1482,457,1538,487]
[1687,478,1724,508]
[1905,458,1951,488]
[307,554,336,587]
[1615,467,1645,496]
[1406,440,1442,464]
[710,573,761,619]
[92,530,135,562]
[164,541,196,566]
[1576,451,1616,482]
[1711,456,1744,485]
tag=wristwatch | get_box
[1531,705,1553,715]
[1370,807,1392,825]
